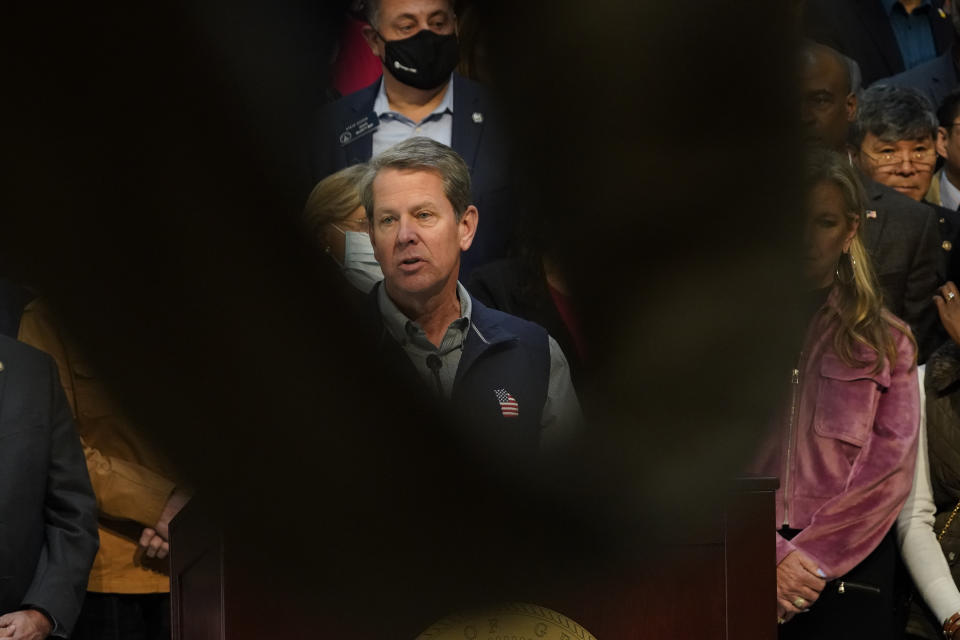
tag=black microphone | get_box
[425,354,443,395]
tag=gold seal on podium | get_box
[416,602,597,639]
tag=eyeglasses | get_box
[860,148,936,169]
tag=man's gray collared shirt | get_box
[371,75,454,157]
[378,281,471,397]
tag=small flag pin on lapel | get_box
[866,210,877,219]
[472,111,483,124]
[495,388,518,418]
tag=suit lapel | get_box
[859,0,905,73]
[451,74,483,173]
[0,358,8,431]
[863,181,889,254]
[341,80,380,167]
[931,51,955,92]
[345,128,373,166]
[932,0,953,53]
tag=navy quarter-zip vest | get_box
[373,287,551,457]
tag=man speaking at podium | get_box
[363,137,581,455]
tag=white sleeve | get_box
[897,364,960,625]
[539,336,582,451]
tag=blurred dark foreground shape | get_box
[0,0,801,637]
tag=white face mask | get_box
[333,225,383,293]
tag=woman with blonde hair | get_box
[751,147,920,639]
[303,163,382,292]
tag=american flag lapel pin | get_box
[495,388,519,418]
[866,210,877,219]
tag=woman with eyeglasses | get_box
[750,148,920,639]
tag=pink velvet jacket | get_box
[751,291,920,579]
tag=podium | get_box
[169,499,224,640]
[541,475,779,640]
[170,476,778,639]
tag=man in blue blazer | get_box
[0,334,98,638]
[313,0,514,279]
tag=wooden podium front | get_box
[170,476,778,639]
[541,476,779,640]
[169,499,224,640]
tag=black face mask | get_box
[378,28,460,90]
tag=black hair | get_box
[851,85,937,147]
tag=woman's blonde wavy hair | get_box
[302,163,368,242]
[805,148,915,373]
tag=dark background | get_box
[1,1,804,636]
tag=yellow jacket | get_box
[18,300,175,593]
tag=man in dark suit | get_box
[0,334,98,639]
[802,43,943,361]
[851,84,960,276]
[804,0,953,87]
[851,84,960,287]
[313,0,514,279]
[927,91,960,285]
[884,1,960,109]
[859,179,944,361]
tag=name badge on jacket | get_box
[339,113,379,147]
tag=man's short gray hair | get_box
[360,137,473,222]
[850,84,937,148]
[364,0,382,28]
[363,0,454,29]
